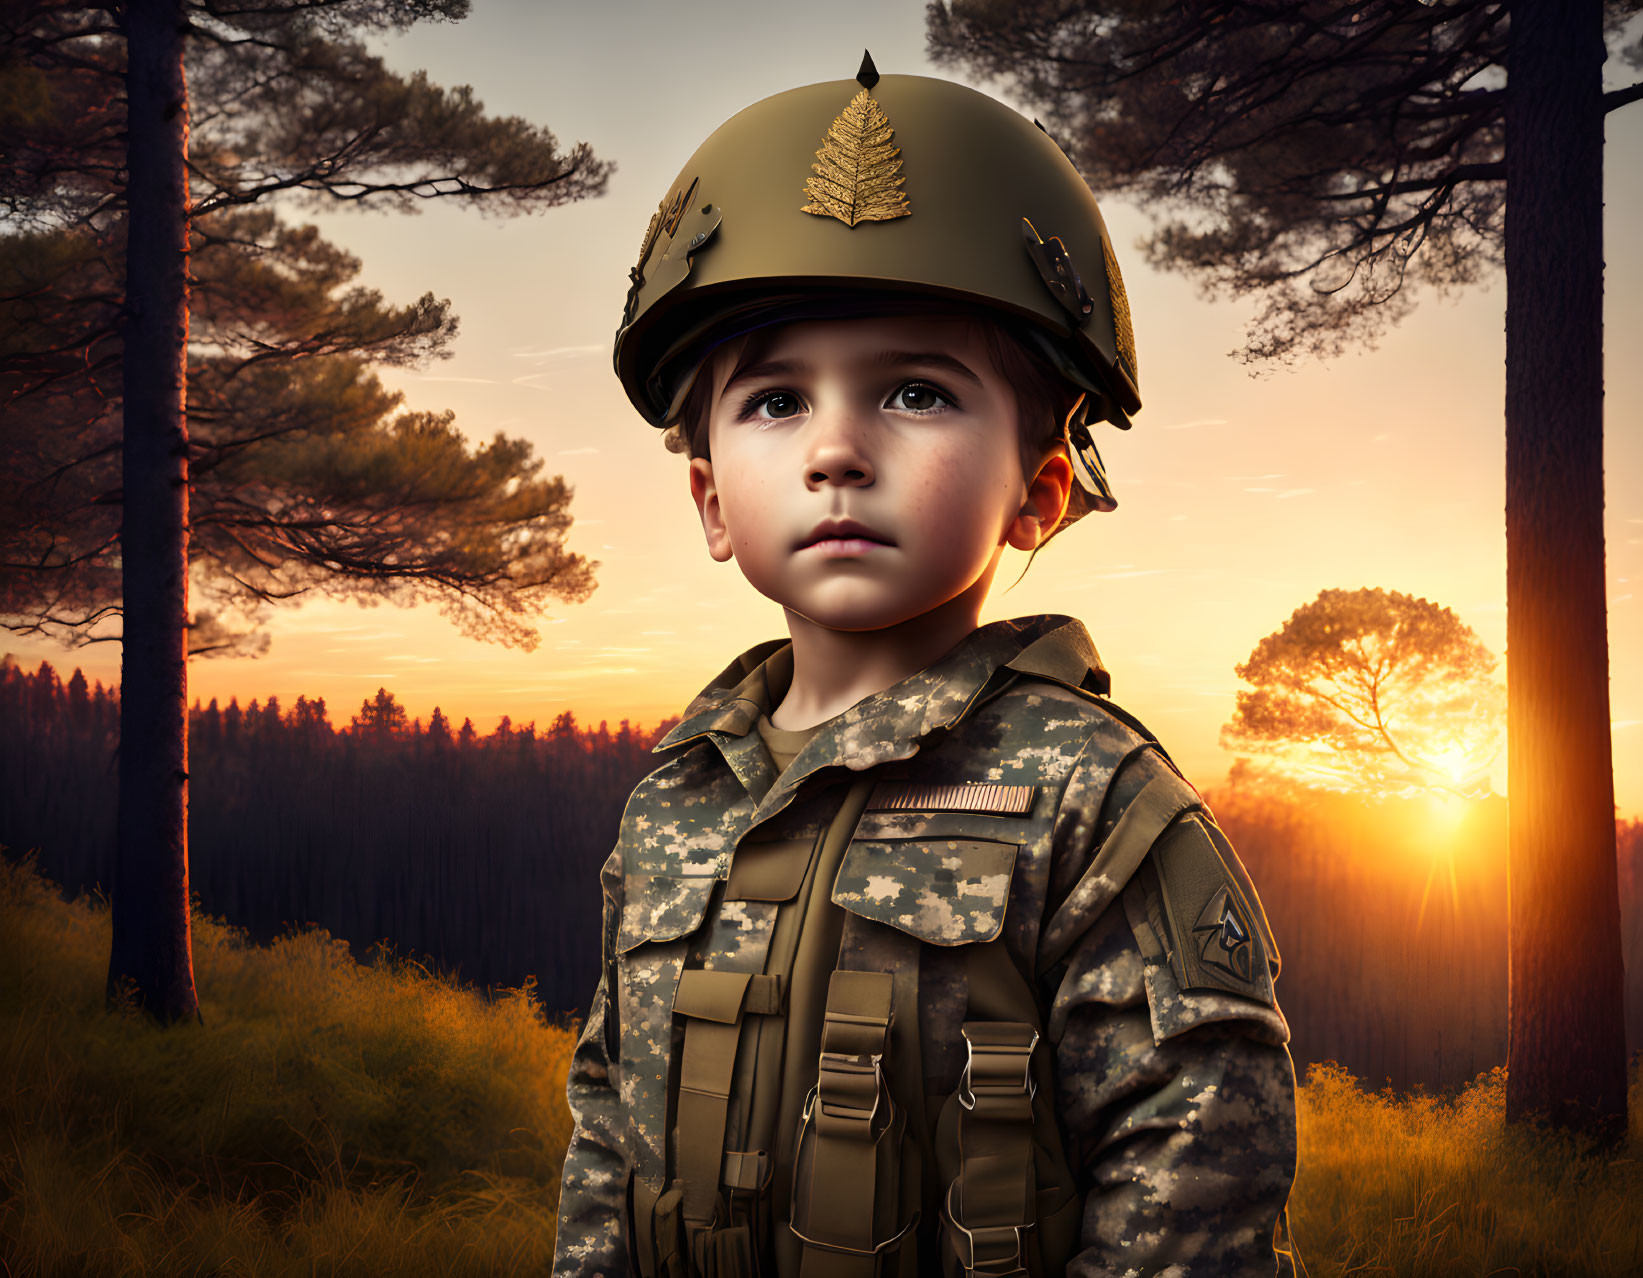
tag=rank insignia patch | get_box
[1149,813,1277,1004]
[1191,885,1254,984]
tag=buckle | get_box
[943,1182,1028,1276]
[957,1028,1039,1111]
[816,1049,884,1125]
[720,1148,770,1194]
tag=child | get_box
[554,57,1301,1278]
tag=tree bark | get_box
[107,0,199,1024]
[1503,0,1623,1138]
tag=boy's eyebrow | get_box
[720,358,808,396]
[873,350,984,387]
[721,351,985,397]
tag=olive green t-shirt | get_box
[754,711,822,775]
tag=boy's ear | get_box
[1006,449,1074,551]
[688,457,735,562]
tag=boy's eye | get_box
[888,382,951,413]
[748,390,804,420]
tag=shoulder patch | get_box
[1119,816,1290,1046]
[1152,815,1275,1001]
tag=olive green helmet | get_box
[612,55,1141,524]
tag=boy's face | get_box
[687,314,1067,634]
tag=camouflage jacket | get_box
[553,614,1300,1277]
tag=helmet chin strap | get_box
[1063,393,1118,515]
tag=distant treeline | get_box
[3,655,1639,1090]
[0,656,676,1016]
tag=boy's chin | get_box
[773,592,980,636]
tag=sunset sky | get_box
[6,0,1641,816]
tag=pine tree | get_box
[0,0,610,1024]
[928,0,1641,1139]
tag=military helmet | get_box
[612,55,1141,525]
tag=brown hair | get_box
[661,310,1081,488]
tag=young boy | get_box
[554,58,1301,1278]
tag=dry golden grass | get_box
[0,848,576,1276]
[1290,1059,1643,1277]
[4,846,1641,1276]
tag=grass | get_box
[2,846,1640,1276]
[0,848,574,1277]
[1290,1060,1643,1276]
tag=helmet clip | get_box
[1021,217,1095,329]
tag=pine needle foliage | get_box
[0,2,612,658]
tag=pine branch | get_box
[1605,81,1643,112]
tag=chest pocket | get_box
[830,836,1019,945]
[617,872,720,953]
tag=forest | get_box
[5,651,1639,1094]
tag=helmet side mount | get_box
[1021,218,1095,328]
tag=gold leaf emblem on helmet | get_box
[800,89,910,227]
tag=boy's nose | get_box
[804,409,876,490]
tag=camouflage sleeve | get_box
[1044,735,1301,1274]
[552,848,632,1277]
[1044,861,1299,1278]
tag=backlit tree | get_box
[929,0,1637,1140]
[0,0,609,1025]
[1223,588,1503,797]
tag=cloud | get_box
[558,446,600,456]
[1159,417,1229,431]
[410,375,497,384]
[510,343,604,361]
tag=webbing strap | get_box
[634,1175,661,1278]
[675,968,753,1224]
[945,1022,1039,1278]
[792,969,897,1278]
[672,967,788,1233]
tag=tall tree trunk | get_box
[107,0,198,1024]
[1503,0,1623,1138]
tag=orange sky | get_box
[6,1,1641,816]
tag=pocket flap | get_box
[831,839,1017,946]
[724,837,814,902]
[673,968,753,1022]
[618,873,718,953]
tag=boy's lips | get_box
[797,517,895,550]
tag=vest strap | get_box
[634,1174,662,1278]
[791,969,900,1277]
[674,968,752,1224]
[942,1022,1040,1278]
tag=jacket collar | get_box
[652,614,1110,810]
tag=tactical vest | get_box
[619,731,1247,1278]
